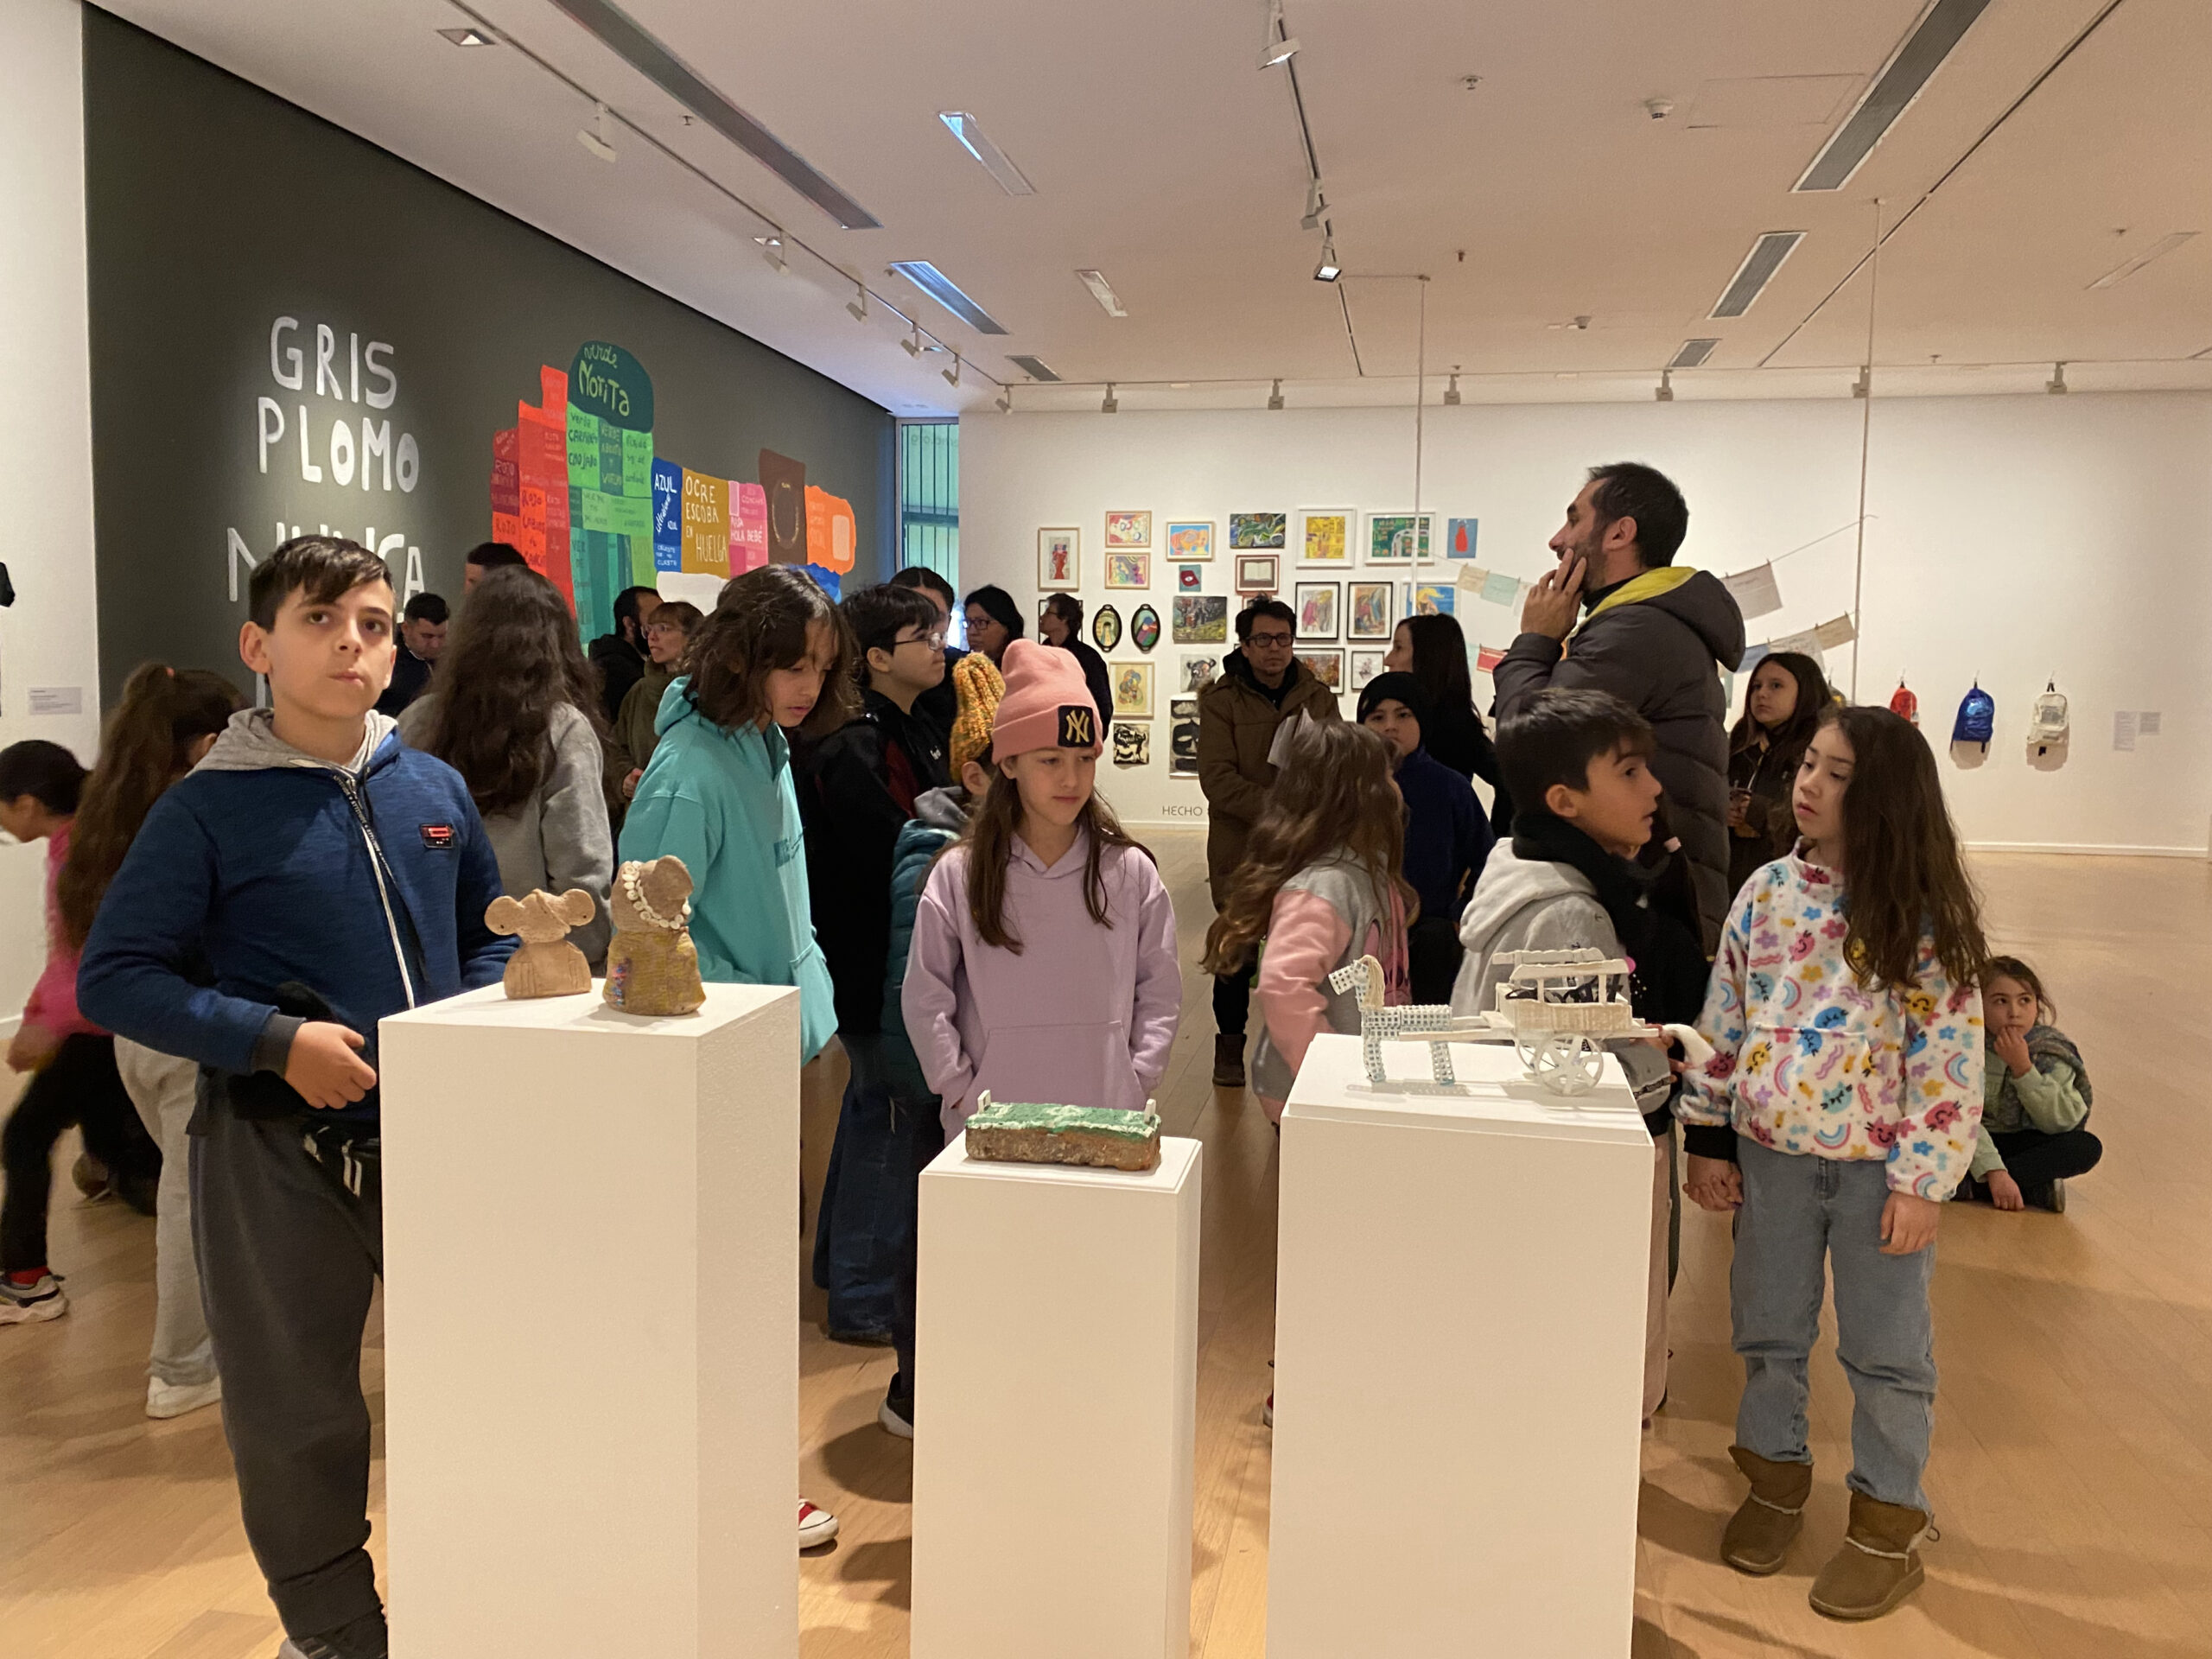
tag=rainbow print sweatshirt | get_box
[1676,851,1984,1198]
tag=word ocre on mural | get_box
[232,315,425,604]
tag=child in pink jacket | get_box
[903,640,1179,1139]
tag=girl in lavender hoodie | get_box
[903,639,1180,1140]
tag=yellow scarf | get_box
[1563,565,1699,655]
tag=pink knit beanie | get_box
[991,638,1103,760]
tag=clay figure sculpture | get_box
[964,1091,1162,1172]
[485,888,597,999]
[602,855,707,1016]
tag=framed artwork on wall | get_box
[1236,554,1279,594]
[1229,512,1287,550]
[1091,603,1122,652]
[1104,510,1152,549]
[1407,582,1455,617]
[1296,507,1356,568]
[1347,580,1394,640]
[1350,648,1388,691]
[1169,698,1201,777]
[1366,511,1433,564]
[1179,653,1219,691]
[1166,521,1213,562]
[1298,650,1344,692]
[1103,550,1150,589]
[1172,594,1229,644]
[1445,518,1479,559]
[1294,581,1339,642]
[1179,564,1204,590]
[1111,660,1154,718]
[1038,526,1078,588]
[1131,604,1160,652]
[1112,722,1151,766]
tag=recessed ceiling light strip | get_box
[1668,339,1719,369]
[1710,232,1805,319]
[2087,232,2197,290]
[1794,0,1993,193]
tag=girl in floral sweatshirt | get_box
[1677,704,1987,1624]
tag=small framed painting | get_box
[1131,604,1161,652]
[1172,594,1229,644]
[1297,507,1356,568]
[1111,721,1151,767]
[1350,648,1388,691]
[1110,660,1154,719]
[1294,581,1339,642]
[1091,603,1122,652]
[1104,510,1152,550]
[1445,518,1479,559]
[1038,526,1078,588]
[1298,649,1344,692]
[1367,511,1433,564]
[1179,653,1218,691]
[1407,582,1454,617]
[1229,512,1287,550]
[1166,520,1213,562]
[1347,580,1394,640]
[1179,564,1204,591]
[1169,698,1201,777]
[1103,550,1150,589]
[1236,554,1279,594]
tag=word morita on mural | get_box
[491,342,856,637]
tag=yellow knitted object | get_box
[950,651,1006,772]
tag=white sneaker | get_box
[798,1499,839,1549]
[147,1375,224,1420]
[878,1397,913,1440]
[0,1273,68,1325]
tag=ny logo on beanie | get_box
[1058,705,1096,748]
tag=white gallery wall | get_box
[0,0,104,1023]
[959,391,2212,855]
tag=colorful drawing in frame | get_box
[1366,511,1433,564]
[1296,507,1356,568]
[1039,526,1078,588]
[1166,521,1214,562]
[1169,697,1201,777]
[1445,518,1479,559]
[1236,553,1279,594]
[1104,510,1152,549]
[1103,550,1151,589]
[1112,722,1151,767]
[1229,512,1287,550]
[1172,594,1229,644]
[1179,653,1218,691]
[1130,603,1161,652]
[1294,581,1339,642]
[1179,565,1203,591]
[1350,648,1388,691]
[1111,661,1154,718]
[1298,650,1344,692]
[1408,582,1455,617]
[1091,603,1122,652]
[1347,580,1394,640]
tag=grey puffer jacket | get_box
[1492,568,1744,951]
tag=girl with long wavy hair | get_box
[1202,718,1414,1122]
[399,563,613,963]
[1725,650,1831,898]
[902,639,1179,1141]
[1677,703,1989,1621]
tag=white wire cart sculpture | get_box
[1325,948,1712,1096]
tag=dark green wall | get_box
[83,8,894,702]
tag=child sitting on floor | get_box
[1959,955,2099,1213]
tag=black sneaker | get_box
[1213,1033,1247,1088]
[279,1610,388,1659]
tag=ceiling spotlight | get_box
[756,235,787,273]
[1655,368,1675,403]
[1102,382,1119,414]
[1300,178,1325,232]
[2047,360,2069,394]
[900,327,922,358]
[1313,241,1342,283]
[846,282,868,324]
[1852,365,1872,398]
[943,354,962,388]
[577,103,618,163]
[995,389,1013,414]
[1258,0,1301,68]
[1442,370,1461,406]
[436,26,496,47]
[1268,378,1285,410]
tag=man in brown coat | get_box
[1196,596,1339,1085]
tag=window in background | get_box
[899,421,958,637]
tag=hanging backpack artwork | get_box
[1091,603,1122,652]
[2027,680,2069,766]
[1889,680,1919,727]
[1952,682,1996,753]
[1131,603,1161,652]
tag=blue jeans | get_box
[1732,1137,1937,1511]
[812,1073,931,1338]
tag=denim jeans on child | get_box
[1732,1136,1937,1512]
[813,1067,937,1339]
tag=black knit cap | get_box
[1357,670,1430,729]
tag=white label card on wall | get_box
[2113,712,2137,752]
[2137,711,2161,736]
[29,687,83,716]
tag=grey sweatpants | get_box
[192,1106,384,1638]
[117,1040,216,1389]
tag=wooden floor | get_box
[3,840,2207,1658]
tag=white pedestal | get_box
[912,1135,1203,1659]
[378,982,803,1659]
[1268,1034,1651,1658]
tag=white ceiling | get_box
[102,0,2212,414]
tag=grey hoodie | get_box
[1446,842,1672,1114]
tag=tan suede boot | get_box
[1720,1446,1813,1575]
[1808,1491,1931,1620]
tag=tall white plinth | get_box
[912,1135,1203,1659]
[1269,1034,1650,1658]
[378,982,803,1659]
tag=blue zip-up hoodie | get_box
[617,677,836,1065]
[77,708,513,1124]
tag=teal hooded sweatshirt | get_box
[617,677,836,1065]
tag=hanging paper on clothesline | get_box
[1813,613,1857,650]
[1475,644,1507,675]
[1480,570,1521,607]
[1723,562,1783,621]
[1456,563,1491,591]
[1769,628,1826,669]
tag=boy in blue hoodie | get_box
[79,537,511,1659]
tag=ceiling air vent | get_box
[1796,0,1993,192]
[1668,339,1720,369]
[1007,355,1061,382]
[1710,232,1805,319]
